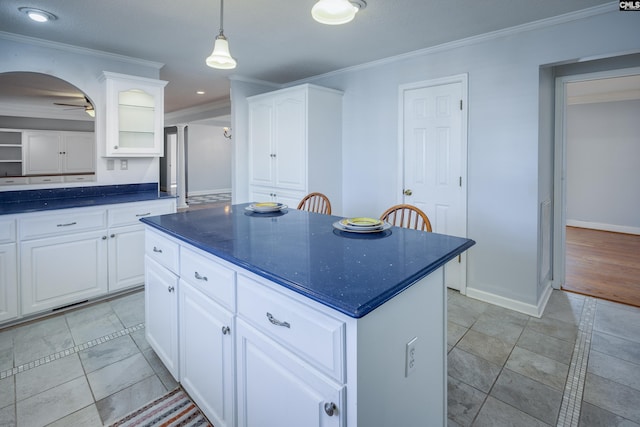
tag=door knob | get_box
[403,189,413,196]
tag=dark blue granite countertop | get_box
[0,183,175,215]
[141,204,475,318]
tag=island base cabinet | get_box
[20,231,108,315]
[0,243,18,323]
[236,319,345,427]
[144,257,179,380]
[179,282,234,427]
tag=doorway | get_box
[399,74,468,293]
[161,129,177,195]
[553,69,640,307]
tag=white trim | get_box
[553,66,640,291]
[0,31,164,70]
[566,220,640,236]
[465,283,553,318]
[398,74,469,294]
[187,189,232,197]
[288,3,618,86]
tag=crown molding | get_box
[0,31,164,70]
[291,2,619,85]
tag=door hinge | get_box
[459,99,463,110]
[458,254,462,263]
[459,176,462,187]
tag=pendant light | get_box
[206,0,237,69]
[311,0,366,25]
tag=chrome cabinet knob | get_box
[222,326,231,335]
[403,189,413,196]
[324,402,337,416]
[167,285,175,293]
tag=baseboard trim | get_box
[566,220,640,236]
[187,188,231,197]
[465,283,553,318]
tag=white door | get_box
[401,78,468,292]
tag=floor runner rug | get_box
[109,387,212,427]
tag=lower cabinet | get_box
[236,319,344,427]
[179,281,234,427]
[20,231,108,315]
[108,224,146,292]
[144,257,179,379]
[0,243,18,323]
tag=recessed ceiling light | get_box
[196,91,205,95]
[18,7,57,23]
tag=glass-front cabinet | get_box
[102,72,167,157]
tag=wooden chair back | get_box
[297,192,332,215]
[380,204,432,232]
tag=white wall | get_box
[0,34,163,189]
[566,99,640,233]
[186,123,232,195]
[232,5,640,312]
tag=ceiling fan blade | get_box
[54,102,85,107]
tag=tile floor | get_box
[0,287,638,426]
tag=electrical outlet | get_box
[405,337,417,377]
[120,159,128,170]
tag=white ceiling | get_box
[0,0,617,115]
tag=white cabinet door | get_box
[63,132,95,173]
[236,319,344,427]
[274,91,306,191]
[23,132,62,175]
[0,243,18,323]
[103,72,167,157]
[180,281,234,427]
[20,230,108,315]
[145,257,179,380]
[108,224,145,292]
[248,101,274,187]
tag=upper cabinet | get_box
[102,72,167,157]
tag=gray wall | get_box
[232,5,640,312]
[187,123,232,195]
[566,99,640,232]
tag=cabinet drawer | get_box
[28,176,64,184]
[64,174,95,183]
[145,229,179,273]
[237,274,345,382]
[109,200,175,228]
[0,177,29,186]
[19,209,107,240]
[180,247,235,310]
[0,218,15,244]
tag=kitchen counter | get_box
[141,203,474,318]
[0,183,174,215]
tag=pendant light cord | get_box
[219,0,225,37]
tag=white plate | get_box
[333,220,391,234]
[246,202,287,213]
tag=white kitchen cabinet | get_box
[22,131,95,176]
[107,199,176,292]
[103,72,167,157]
[180,281,234,427]
[144,231,180,380]
[0,218,17,322]
[247,84,343,214]
[20,230,108,315]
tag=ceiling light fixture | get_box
[85,105,95,118]
[311,0,366,25]
[18,7,57,23]
[206,0,237,70]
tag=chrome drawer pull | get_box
[153,246,163,253]
[57,221,77,227]
[266,312,290,328]
[135,212,151,217]
[324,402,337,416]
[194,271,208,281]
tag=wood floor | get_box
[564,226,640,307]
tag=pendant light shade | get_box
[206,0,237,69]
[312,0,366,25]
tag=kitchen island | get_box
[141,204,474,427]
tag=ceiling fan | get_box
[54,95,95,117]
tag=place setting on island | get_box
[244,201,289,217]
